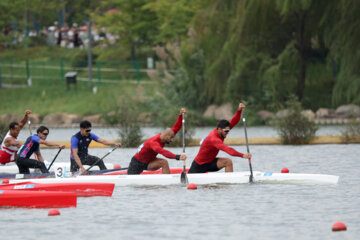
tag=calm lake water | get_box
[1,142,359,240]
[17,125,347,141]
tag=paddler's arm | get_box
[171,108,187,135]
[35,150,45,163]
[215,141,252,159]
[152,144,187,161]
[19,110,31,129]
[96,138,121,148]
[4,137,22,148]
[39,139,65,149]
[71,148,87,174]
[229,103,245,129]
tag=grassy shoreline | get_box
[0,80,157,116]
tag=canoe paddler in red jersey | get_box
[0,110,31,165]
[188,103,252,173]
[127,108,187,175]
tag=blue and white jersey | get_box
[70,131,99,159]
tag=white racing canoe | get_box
[0,162,114,174]
[8,171,339,186]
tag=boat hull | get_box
[103,168,187,175]
[9,171,339,186]
[0,182,115,197]
[0,190,77,208]
[0,162,114,174]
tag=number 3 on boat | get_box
[55,164,67,178]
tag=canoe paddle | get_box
[242,110,254,183]
[86,147,117,171]
[180,112,189,185]
[28,119,32,135]
[47,148,62,171]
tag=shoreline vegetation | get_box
[1,102,359,127]
[1,103,360,145]
[21,135,360,149]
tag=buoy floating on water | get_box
[332,222,347,231]
[48,209,60,216]
[2,179,9,184]
[281,168,289,173]
[113,164,121,169]
[187,183,197,190]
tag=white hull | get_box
[9,171,339,186]
[0,162,114,174]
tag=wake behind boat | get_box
[8,171,339,186]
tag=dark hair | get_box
[217,120,230,129]
[37,126,49,134]
[9,122,19,130]
[80,120,92,129]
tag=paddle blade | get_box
[181,172,188,185]
[248,158,254,183]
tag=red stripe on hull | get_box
[0,182,114,197]
[0,190,77,208]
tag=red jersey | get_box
[194,110,244,165]
[134,114,183,164]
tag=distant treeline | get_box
[1,0,359,112]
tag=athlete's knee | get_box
[161,159,169,168]
[219,158,232,168]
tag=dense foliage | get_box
[103,96,143,147]
[274,95,318,144]
[341,119,360,143]
[1,0,359,113]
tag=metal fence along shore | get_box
[0,59,164,87]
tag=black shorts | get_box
[127,157,149,175]
[188,158,219,173]
[70,154,107,172]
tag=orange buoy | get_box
[187,183,197,190]
[332,222,347,231]
[48,209,60,216]
[2,179,9,184]
[281,168,289,173]
[113,164,121,169]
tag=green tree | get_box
[144,0,206,43]
[96,0,160,54]
[326,0,360,105]
[0,0,65,32]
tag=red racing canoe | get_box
[0,182,115,197]
[0,190,77,208]
[103,168,189,175]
